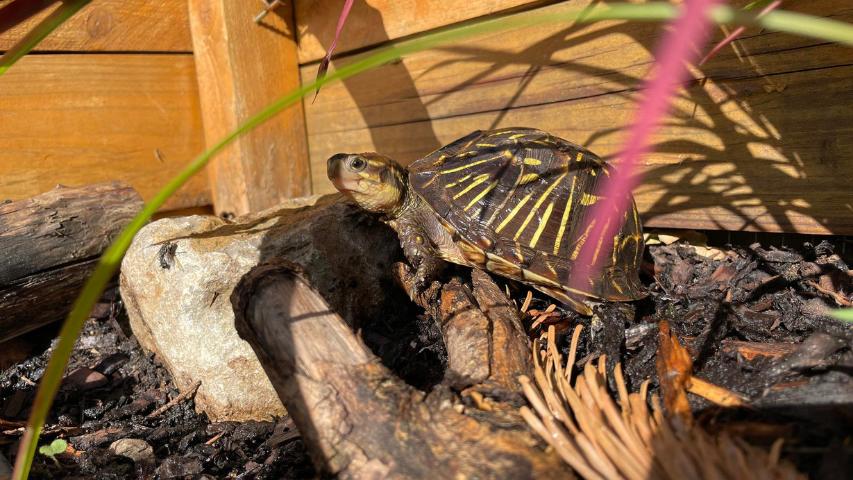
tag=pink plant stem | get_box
[326,0,355,62]
[568,0,722,296]
[699,0,781,65]
[314,0,355,100]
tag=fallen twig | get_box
[146,380,202,419]
[205,430,227,446]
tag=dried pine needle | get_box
[687,377,748,407]
[520,326,805,479]
[521,291,534,313]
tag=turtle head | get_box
[327,152,408,215]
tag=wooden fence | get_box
[1,0,851,234]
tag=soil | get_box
[0,290,314,479]
[1,233,851,479]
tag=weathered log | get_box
[0,182,143,342]
[392,264,532,396]
[233,262,568,479]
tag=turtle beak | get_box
[327,153,360,192]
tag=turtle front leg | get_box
[400,228,445,289]
[389,219,445,294]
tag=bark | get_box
[233,262,568,479]
[0,182,143,342]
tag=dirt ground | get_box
[1,233,851,479]
[0,290,314,479]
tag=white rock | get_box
[120,195,404,421]
[109,438,153,464]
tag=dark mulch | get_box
[520,236,853,478]
[1,233,851,479]
[0,290,314,479]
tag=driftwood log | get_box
[233,260,568,478]
[0,182,143,342]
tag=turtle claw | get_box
[393,262,441,309]
[414,269,431,291]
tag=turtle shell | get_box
[408,127,645,310]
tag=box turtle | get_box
[327,127,645,315]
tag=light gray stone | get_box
[109,438,153,464]
[120,194,405,421]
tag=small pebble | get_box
[109,438,154,464]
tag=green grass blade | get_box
[831,309,853,322]
[711,5,853,46]
[12,3,853,478]
[0,0,92,77]
[759,9,853,46]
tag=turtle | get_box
[326,127,645,315]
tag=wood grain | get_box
[301,0,853,234]
[0,182,143,342]
[294,0,553,63]
[0,0,192,52]
[0,54,209,211]
[189,0,310,216]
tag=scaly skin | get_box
[385,190,447,289]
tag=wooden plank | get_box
[0,54,209,211]
[294,0,553,64]
[301,0,853,235]
[189,0,310,216]
[0,0,192,52]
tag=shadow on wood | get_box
[302,0,853,235]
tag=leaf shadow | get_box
[303,1,851,235]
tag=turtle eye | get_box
[348,157,367,172]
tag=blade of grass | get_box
[831,309,853,322]
[0,0,91,76]
[712,6,853,46]
[12,3,853,477]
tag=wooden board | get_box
[301,0,853,235]
[295,0,553,63]
[0,0,192,52]
[189,0,310,216]
[0,54,209,211]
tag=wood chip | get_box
[655,320,693,425]
[721,339,797,361]
[805,280,852,306]
[687,377,748,407]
